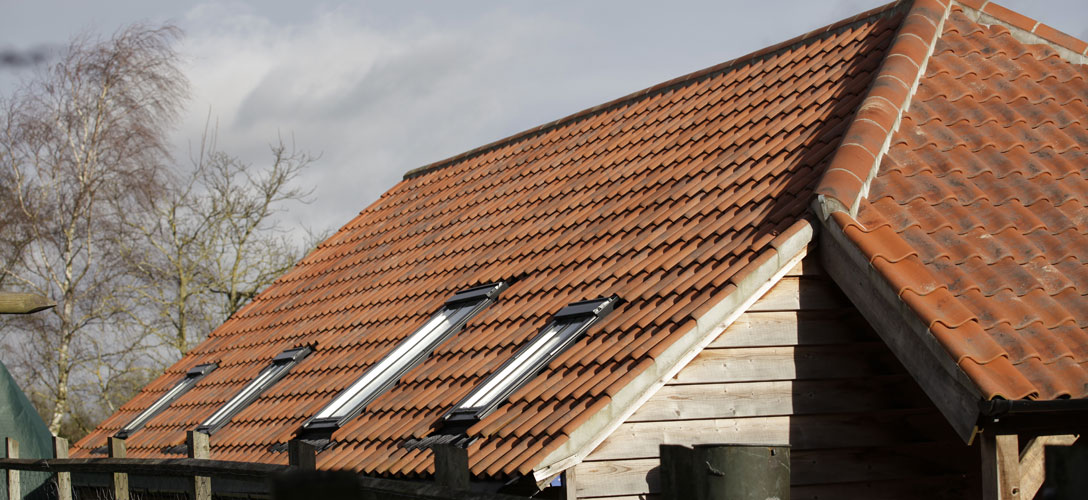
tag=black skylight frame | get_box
[196,346,311,435]
[114,363,217,439]
[299,281,508,438]
[443,295,618,431]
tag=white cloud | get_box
[174,3,564,237]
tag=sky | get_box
[2,0,1086,239]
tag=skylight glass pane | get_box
[444,295,617,427]
[312,308,465,420]
[197,347,310,434]
[302,282,506,432]
[460,321,582,409]
[116,363,216,438]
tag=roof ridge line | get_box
[814,0,952,218]
[957,0,1088,63]
[402,0,907,181]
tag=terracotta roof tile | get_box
[75,2,904,476]
[837,4,1088,401]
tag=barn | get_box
[76,1,1088,498]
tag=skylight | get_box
[301,282,508,436]
[196,347,311,435]
[443,295,617,428]
[115,363,216,439]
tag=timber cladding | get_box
[573,254,980,499]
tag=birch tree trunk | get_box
[0,24,187,439]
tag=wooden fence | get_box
[0,434,525,500]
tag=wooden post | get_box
[560,468,577,500]
[108,437,129,500]
[53,436,72,500]
[981,433,1020,500]
[5,438,19,500]
[0,293,54,314]
[433,444,469,490]
[1019,434,1077,500]
[287,439,316,469]
[187,431,212,500]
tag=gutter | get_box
[978,398,1088,435]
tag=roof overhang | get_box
[815,203,983,442]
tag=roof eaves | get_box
[814,0,952,219]
[403,0,907,181]
[957,0,1088,62]
[529,218,815,484]
[817,210,983,442]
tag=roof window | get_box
[196,347,311,435]
[301,282,508,437]
[443,295,617,430]
[115,363,217,439]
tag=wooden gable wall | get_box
[572,252,980,499]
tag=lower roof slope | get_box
[75,2,903,477]
[830,3,1088,401]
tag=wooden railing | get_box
[0,435,525,500]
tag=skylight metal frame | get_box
[196,346,311,435]
[300,281,508,437]
[114,363,217,439]
[443,295,618,429]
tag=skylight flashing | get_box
[196,347,311,435]
[443,295,618,430]
[300,281,508,437]
[115,363,217,439]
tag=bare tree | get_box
[124,122,319,360]
[0,24,187,435]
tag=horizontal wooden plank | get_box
[672,344,902,384]
[790,443,974,485]
[584,410,955,461]
[747,277,850,312]
[575,459,656,498]
[0,459,524,500]
[0,457,283,477]
[585,416,790,461]
[628,376,930,422]
[711,310,875,348]
[784,255,823,277]
[580,496,657,500]
[575,442,972,498]
[792,474,971,500]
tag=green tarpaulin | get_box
[0,360,53,498]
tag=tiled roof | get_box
[77,0,1088,480]
[818,1,1088,401]
[74,2,904,477]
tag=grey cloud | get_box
[0,45,52,69]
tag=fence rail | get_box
[0,435,526,500]
[0,458,282,479]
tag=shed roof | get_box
[817,1,1088,404]
[77,0,1088,481]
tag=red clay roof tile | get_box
[835,3,1088,401]
[76,2,906,476]
[82,0,1088,478]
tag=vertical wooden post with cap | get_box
[5,437,19,500]
[108,437,129,500]
[433,444,469,490]
[188,431,212,500]
[287,439,316,469]
[53,436,72,500]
